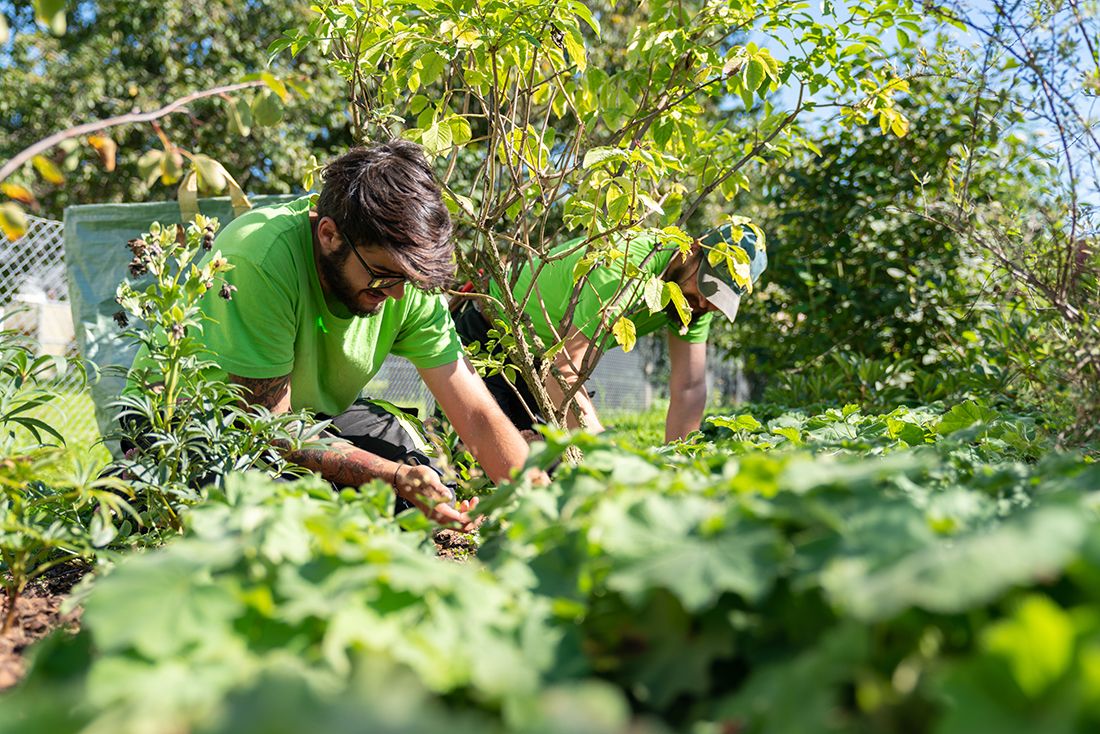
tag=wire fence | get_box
[1,215,668,447]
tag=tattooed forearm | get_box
[229,373,292,413]
[287,438,397,488]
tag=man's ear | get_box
[315,216,343,255]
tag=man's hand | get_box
[393,464,481,532]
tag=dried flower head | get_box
[170,322,186,341]
[113,310,129,329]
[128,256,148,278]
[219,283,238,301]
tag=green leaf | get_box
[612,317,636,353]
[82,548,243,658]
[251,90,284,127]
[563,26,586,72]
[416,51,446,87]
[643,276,665,313]
[420,120,454,156]
[982,595,1074,698]
[743,58,766,96]
[573,252,597,283]
[226,97,252,137]
[568,0,601,36]
[822,506,1088,621]
[582,147,626,169]
[709,414,762,432]
[937,399,998,435]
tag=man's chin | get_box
[350,294,386,317]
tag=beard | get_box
[317,246,386,317]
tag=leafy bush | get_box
[5,401,1100,732]
[107,215,324,534]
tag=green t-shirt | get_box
[489,235,713,348]
[138,196,463,416]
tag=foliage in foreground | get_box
[0,329,132,632]
[3,401,1100,732]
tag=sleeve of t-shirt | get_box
[198,253,297,378]
[573,262,638,341]
[670,310,713,344]
[390,292,465,369]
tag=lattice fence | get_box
[0,214,98,446]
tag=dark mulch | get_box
[0,564,88,690]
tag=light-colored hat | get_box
[697,224,768,322]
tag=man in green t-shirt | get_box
[139,141,534,530]
[454,227,767,442]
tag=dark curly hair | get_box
[316,141,455,289]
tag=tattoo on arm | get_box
[287,439,397,488]
[229,374,292,413]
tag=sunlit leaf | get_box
[32,155,65,185]
[0,202,28,241]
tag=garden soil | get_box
[0,565,86,690]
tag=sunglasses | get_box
[338,227,408,289]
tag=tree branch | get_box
[1,81,265,183]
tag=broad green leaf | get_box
[448,115,472,146]
[744,58,766,95]
[82,548,244,658]
[937,399,998,435]
[137,149,165,186]
[612,317,636,353]
[982,595,1074,697]
[251,90,284,127]
[0,202,28,241]
[421,120,454,156]
[416,51,446,87]
[643,276,665,313]
[563,26,586,72]
[709,414,762,432]
[573,252,597,282]
[226,97,252,137]
[568,0,601,35]
[582,147,626,169]
[32,155,65,185]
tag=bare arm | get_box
[544,327,605,433]
[665,334,708,442]
[418,357,532,484]
[230,373,477,529]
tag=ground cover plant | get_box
[2,400,1099,732]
